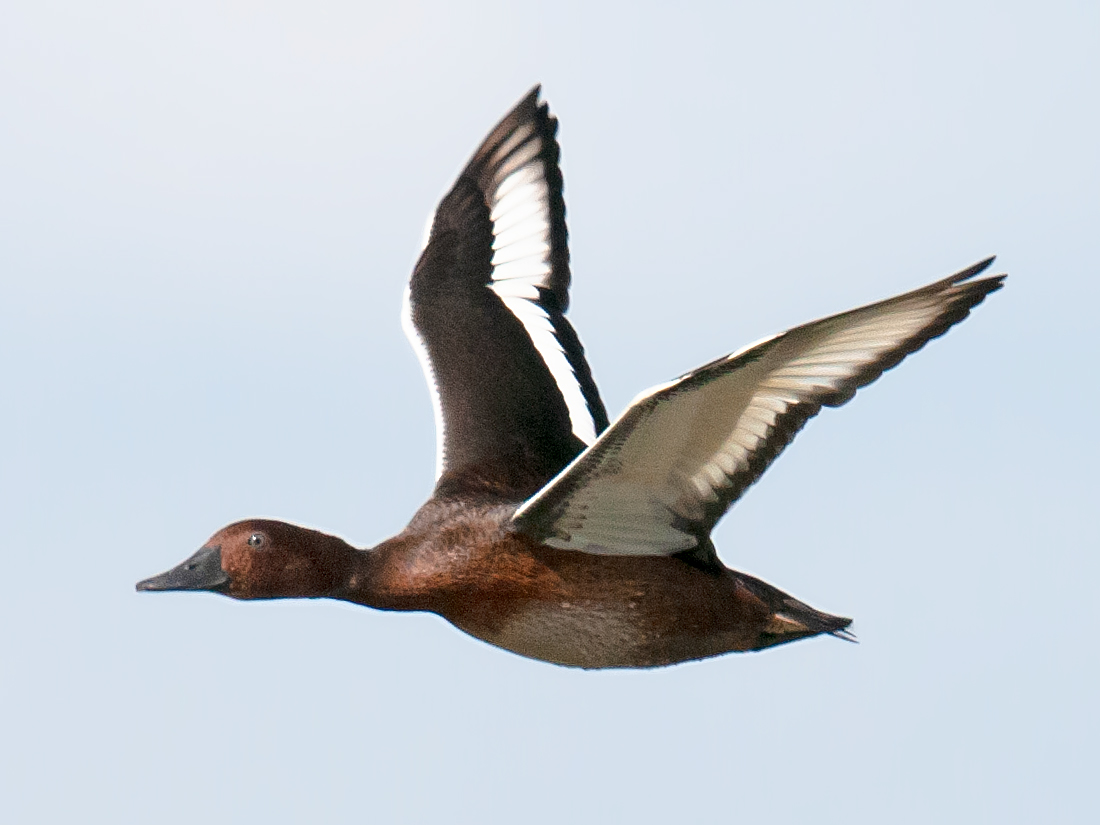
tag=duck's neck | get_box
[329,536,422,612]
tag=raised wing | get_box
[512,259,1005,555]
[403,86,609,497]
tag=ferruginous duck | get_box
[137,86,1004,669]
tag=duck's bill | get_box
[136,545,229,593]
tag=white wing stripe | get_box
[491,194,548,232]
[492,238,552,266]
[483,144,599,447]
[493,259,552,282]
[492,163,542,200]
[492,291,599,445]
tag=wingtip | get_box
[521,83,543,111]
[519,83,554,125]
[954,255,998,283]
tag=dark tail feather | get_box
[738,573,854,650]
[830,625,858,644]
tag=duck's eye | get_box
[247,533,265,548]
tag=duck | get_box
[137,86,1005,669]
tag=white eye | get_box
[247,533,265,548]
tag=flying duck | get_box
[137,86,1004,668]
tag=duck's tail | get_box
[738,572,856,650]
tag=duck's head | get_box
[136,519,356,600]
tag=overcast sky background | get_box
[2,2,1097,823]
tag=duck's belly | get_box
[446,592,762,669]
[393,529,771,668]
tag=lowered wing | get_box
[512,259,1004,555]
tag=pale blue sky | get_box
[2,2,1097,823]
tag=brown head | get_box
[136,519,359,600]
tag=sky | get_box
[2,2,1097,823]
